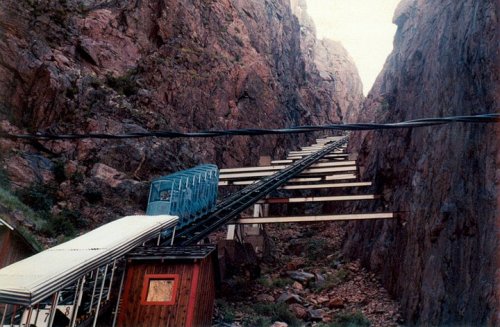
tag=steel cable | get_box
[0,113,498,140]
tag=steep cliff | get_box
[291,0,363,123]
[344,0,499,324]
[0,0,362,237]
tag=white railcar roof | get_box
[0,215,177,305]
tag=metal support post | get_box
[226,224,236,240]
[24,306,33,327]
[33,303,40,326]
[1,304,8,326]
[70,277,85,327]
[88,268,100,313]
[170,226,177,246]
[107,260,117,301]
[111,268,126,327]
[9,304,17,327]
[47,292,59,327]
[92,264,109,327]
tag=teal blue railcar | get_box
[146,164,219,228]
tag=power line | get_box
[1,113,498,140]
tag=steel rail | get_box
[171,136,349,246]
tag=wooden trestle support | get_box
[219,135,394,255]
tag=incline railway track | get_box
[170,135,350,246]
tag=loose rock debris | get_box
[213,222,403,326]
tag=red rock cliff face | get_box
[0,1,362,229]
[344,0,499,324]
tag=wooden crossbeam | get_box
[235,213,395,224]
[316,136,343,142]
[287,153,349,159]
[218,173,357,186]
[288,149,345,155]
[324,174,356,181]
[219,166,356,180]
[290,147,346,153]
[288,177,324,182]
[219,165,288,173]
[286,174,357,183]
[300,146,329,151]
[303,166,356,174]
[280,182,372,190]
[219,161,356,173]
[218,180,255,186]
[312,162,354,167]
[271,159,293,164]
[256,194,379,204]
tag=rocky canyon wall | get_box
[344,0,499,325]
[0,0,362,237]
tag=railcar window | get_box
[141,274,179,305]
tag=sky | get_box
[305,0,401,95]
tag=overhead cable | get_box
[0,113,498,140]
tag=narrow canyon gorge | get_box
[0,0,498,325]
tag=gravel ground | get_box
[213,221,403,326]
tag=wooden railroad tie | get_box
[218,174,357,186]
[235,213,395,224]
[256,194,380,204]
[219,160,357,173]
[219,166,357,180]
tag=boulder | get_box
[256,294,274,303]
[317,296,329,304]
[308,309,325,321]
[277,292,302,304]
[292,281,303,291]
[289,303,308,319]
[328,297,345,309]
[287,271,315,283]
[91,163,126,188]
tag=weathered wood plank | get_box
[219,166,356,180]
[280,182,372,190]
[219,161,356,173]
[218,174,357,186]
[235,213,395,224]
[256,195,379,204]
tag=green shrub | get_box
[256,276,293,289]
[312,268,350,291]
[106,72,138,96]
[15,183,56,212]
[242,315,272,327]
[272,278,293,288]
[252,303,300,327]
[305,238,329,260]
[17,226,42,252]
[40,214,76,238]
[256,276,272,287]
[83,188,103,203]
[0,167,10,190]
[60,208,87,229]
[328,311,370,327]
[71,171,85,183]
[335,268,350,282]
[0,187,47,227]
[216,299,236,323]
[53,160,67,182]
